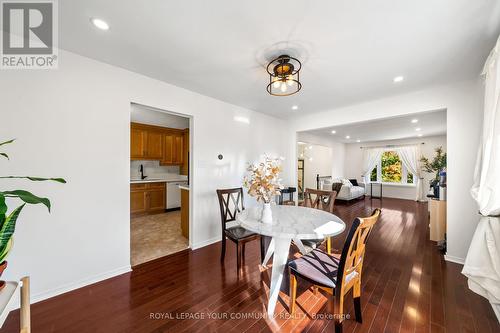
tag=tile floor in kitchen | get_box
[131,210,189,266]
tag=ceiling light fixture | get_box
[345,135,350,139]
[418,134,423,137]
[291,105,299,110]
[393,76,404,83]
[90,18,110,31]
[415,128,421,131]
[331,130,336,134]
[411,119,418,123]
[356,139,361,143]
[267,54,302,96]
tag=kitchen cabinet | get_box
[180,187,189,238]
[131,122,187,165]
[130,128,147,159]
[130,184,147,215]
[145,131,163,159]
[130,182,166,216]
[161,132,184,165]
[130,123,163,160]
[180,130,189,175]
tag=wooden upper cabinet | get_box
[174,134,183,164]
[161,132,184,165]
[131,123,186,164]
[146,131,163,159]
[162,134,174,164]
[131,128,147,159]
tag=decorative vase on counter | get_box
[261,202,273,224]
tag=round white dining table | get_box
[236,204,346,316]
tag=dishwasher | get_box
[166,181,187,209]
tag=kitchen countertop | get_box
[130,177,188,184]
[179,185,190,191]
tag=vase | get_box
[261,203,273,224]
[0,261,7,292]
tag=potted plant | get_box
[420,146,446,196]
[0,139,65,290]
[243,156,284,224]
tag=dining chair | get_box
[277,186,297,206]
[216,188,264,275]
[302,188,337,254]
[288,209,381,333]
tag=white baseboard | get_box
[444,254,465,265]
[31,265,131,305]
[192,236,220,250]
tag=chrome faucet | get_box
[139,164,147,180]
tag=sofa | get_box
[320,178,366,201]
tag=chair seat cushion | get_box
[288,249,340,288]
[225,226,257,240]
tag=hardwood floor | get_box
[1,198,498,332]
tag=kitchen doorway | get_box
[129,103,192,266]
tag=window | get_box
[370,150,414,185]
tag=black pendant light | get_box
[266,54,302,96]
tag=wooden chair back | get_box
[216,188,245,230]
[331,182,343,194]
[303,188,337,213]
[337,209,381,294]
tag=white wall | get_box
[287,80,483,263]
[298,143,333,190]
[0,50,289,302]
[130,103,189,129]
[343,135,447,200]
[297,132,346,178]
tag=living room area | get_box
[297,109,447,204]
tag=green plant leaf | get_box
[0,190,51,212]
[0,195,6,217]
[0,139,14,147]
[0,195,6,231]
[0,176,66,183]
[0,205,24,260]
[0,238,13,263]
[0,153,8,160]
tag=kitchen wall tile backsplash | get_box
[131,160,180,179]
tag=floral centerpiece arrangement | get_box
[243,156,284,224]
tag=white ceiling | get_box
[59,1,500,119]
[130,104,189,129]
[301,109,446,143]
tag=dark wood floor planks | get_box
[1,197,498,333]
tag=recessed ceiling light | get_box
[291,105,298,110]
[356,139,361,143]
[415,128,421,131]
[331,130,336,134]
[90,18,110,31]
[345,135,350,139]
[411,119,418,123]
[418,134,423,137]
[393,76,404,83]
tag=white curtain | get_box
[396,145,424,201]
[463,36,500,321]
[361,148,382,184]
